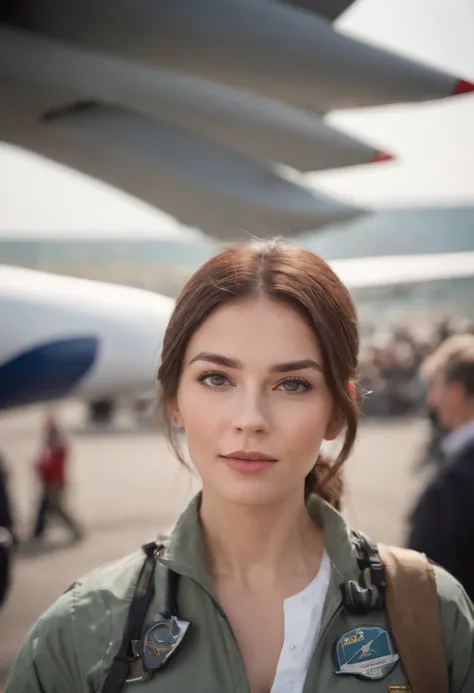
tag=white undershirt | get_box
[271,549,331,693]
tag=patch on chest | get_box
[333,626,400,680]
[388,687,411,693]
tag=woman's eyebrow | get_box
[188,352,322,372]
[188,352,241,368]
[270,359,322,373]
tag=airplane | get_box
[0,265,175,423]
[2,251,473,421]
[1,0,473,238]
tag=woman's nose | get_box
[232,392,270,434]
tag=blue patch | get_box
[334,626,399,680]
[0,337,98,410]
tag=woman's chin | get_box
[210,477,290,507]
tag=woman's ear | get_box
[169,397,184,429]
[325,381,356,441]
[325,405,344,441]
[324,417,343,442]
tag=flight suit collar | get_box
[158,492,360,591]
[159,493,215,594]
[307,493,360,583]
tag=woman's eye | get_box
[278,378,312,393]
[199,372,229,388]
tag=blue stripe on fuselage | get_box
[0,337,98,410]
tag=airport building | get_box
[2,206,474,331]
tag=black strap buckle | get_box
[341,531,386,615]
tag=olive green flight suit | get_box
[6,494,474,692]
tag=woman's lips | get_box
[219,455,278,474]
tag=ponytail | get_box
[304,379,361,512]
[304,454,344,512]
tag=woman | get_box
[6,240,474,692]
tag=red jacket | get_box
[35,445,68,486]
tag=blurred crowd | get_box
[359,317,474,419]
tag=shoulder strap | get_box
[100,542,159,693]
[378,544,449,693]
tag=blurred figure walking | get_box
[408,335,474,601]
[0,451,17,546]
[0,451,15,608]
[31,414,83,543]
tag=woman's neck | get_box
[200,489,324,586]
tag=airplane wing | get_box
[5,0,469,112]
[1,1,472,238]
[0,26,391,173]
[1,100,364,239]
[331,252,474,290]
[281,0,356,22]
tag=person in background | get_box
[31,414,83,543]
[408,335,474,602]
[0,451,15,608]
[0,451,17,546]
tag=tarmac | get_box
[0,402,432,688]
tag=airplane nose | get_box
[0,337,98,410]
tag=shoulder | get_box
[54,547,150,647]
[433,564,474,690]
[379,542,474,638]
[434,562,474,629]
[434,562,474,625]
[72,546,145,599]
[6,549,148,693]
[378,542,474,691]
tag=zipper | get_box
[158,557,252,693]
[212,598,252,693]
[191,577,252,693]
[316,602,343,653]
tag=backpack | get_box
[344,531,449,693]
[379,544,449,693]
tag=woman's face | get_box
[173,296,338,506]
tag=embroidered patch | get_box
[334,626,400,680]
[388,686,412,693]
[141,615,191,670]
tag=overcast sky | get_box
[1,0,473,237]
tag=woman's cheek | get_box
[280,405,330,452]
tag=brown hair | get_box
[157,239,360,509]
[422,335,474,397]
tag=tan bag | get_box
[378,544,449,693]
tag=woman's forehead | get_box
[185,297,322,364]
